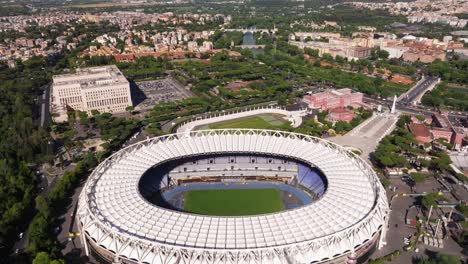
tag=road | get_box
[363,96,466,120]
[38,84,50,128]
[12,163,76,255]
[57,179,89,263]
[398,76,439,106]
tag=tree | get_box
[32,252,64,264]
[396,115,411,128]
[378,49,389,59]
[416,115,425,122]
[421,193,440,209]
[430,151,452,171]
[27,214,52,253]
[370,48,390,60]
[77,110,89,124]
[410,172,427,183]
[416,253,461,264]
[33,252,50,264]
[35,195,50,218]
[335,55,346,64]
[304,48,319,58]
[456,204,468,218]
[125,105,134,112]
[322,53,333,61]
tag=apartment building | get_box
[51,65,132,122]
[289,40,371,61]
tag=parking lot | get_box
[448,114,468,128]
[132,78,194,110]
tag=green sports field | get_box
[196,114,288,130]
[184,188,284,216]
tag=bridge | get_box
[397,76,440,106]
[235,45,266,49]
[223,28,278,34]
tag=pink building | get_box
[327,108,355,123]
[303,88,364,110]
[452,128,467,149]
[432,113,468,150]
[430,128,453,142]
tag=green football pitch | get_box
[183,188,284,216]
[196,114,288,130]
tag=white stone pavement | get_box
[330,112,400,160]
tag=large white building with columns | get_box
[51,65,132,122]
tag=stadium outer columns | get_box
[77,129,389,264]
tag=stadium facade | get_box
[77,129,389,264]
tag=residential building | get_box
[402,48,446,63]
[289,40,371,60]
[408,113,468,150]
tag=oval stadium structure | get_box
[77,129,390,264]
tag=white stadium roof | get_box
[78,129,389,264]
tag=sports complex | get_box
[77,129,390,264]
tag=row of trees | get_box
[294,108,373,137]
[27,153,97,256]
[373,116,419,169]
[421,82,468,111]
[428,59,468,84]
[0,56,54,255]
[373,116,453,172]
[26,111,141,262]
[0,25,142,258]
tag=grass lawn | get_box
[199,114,288,130]
[184,188,284,216]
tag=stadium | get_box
[77,129,390,264]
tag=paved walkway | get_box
[330,113,399,161]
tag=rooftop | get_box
[77,130,388,262]
[52,65,128,88]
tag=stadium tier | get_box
[77,129,389,264]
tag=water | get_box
[241,26,264,56]
[242,32,256,46]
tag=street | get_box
[398,76,439,106]
[363,95,466,120]
[57,178,90,263]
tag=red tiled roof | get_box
[329,108,353,114]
